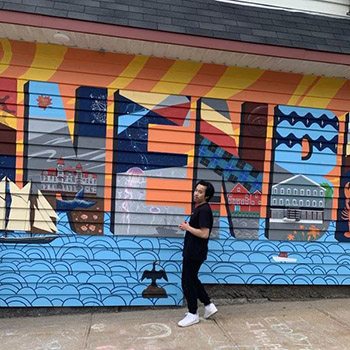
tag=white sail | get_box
[37,190,58,220]
[6,180,31,231]
[32,204,57,233]
[0,177,7,230]
[32,190,57,233]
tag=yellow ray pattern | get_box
[287,75,318,106]
[19,43,68,82]
[15,80,26,184]
[186,102,197,167]
[299,77,346,108]
[121,90,166,111]
[152,61,202,94]
[205,66,264,99]
[107,55,149,96]
[0,111,16,129]
[201,102,235,135]
[0,39,12,75]
[105,88,115,212]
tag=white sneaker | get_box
[203,303,218,319]
[178,312,199,327]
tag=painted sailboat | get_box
[272,252,297,263]
[0,177,58,244]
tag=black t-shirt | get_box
[183,202,213,261]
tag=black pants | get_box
[182,257,211,314]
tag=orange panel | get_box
[146,178,192,214]
[148,109,196,154]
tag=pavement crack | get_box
[83,312,93,350]
[214,318,240,348]
[314,307,350,330]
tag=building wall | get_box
[0,39,350,307]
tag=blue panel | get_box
[274,105,338,176]
[26,81,66,119]
[0,155,16,181]
[75,87,107,138]
[115,94,187,173]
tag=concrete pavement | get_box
[1,298,350,349]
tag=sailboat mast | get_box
[0,177,7,234]
[4,177,11,237]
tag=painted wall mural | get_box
[1,39,350,307]
[266,105,338,241]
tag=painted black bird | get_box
[141,261,168,287]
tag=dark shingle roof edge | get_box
[0,0,349,55]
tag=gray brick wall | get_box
[0,0,349,54]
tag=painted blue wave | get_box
[2,213,350,307]
[275,133,337,153]
[278,105,337,120]
[277,120,338,136]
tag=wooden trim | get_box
[0,10,349,65]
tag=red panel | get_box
[0,77,17,116]
[154,102,191,126]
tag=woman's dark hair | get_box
[195,180,215,201]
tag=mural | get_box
[0,39,350,307]
[0,78,17,182]
[337,113,350,241]
[141,260,168,299]
[196,99,268,239]
[23,82,106,236]
[266,105,338,241]
[112,90,190,237]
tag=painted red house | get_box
[41,158,98,195]
[228,183,261,213]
